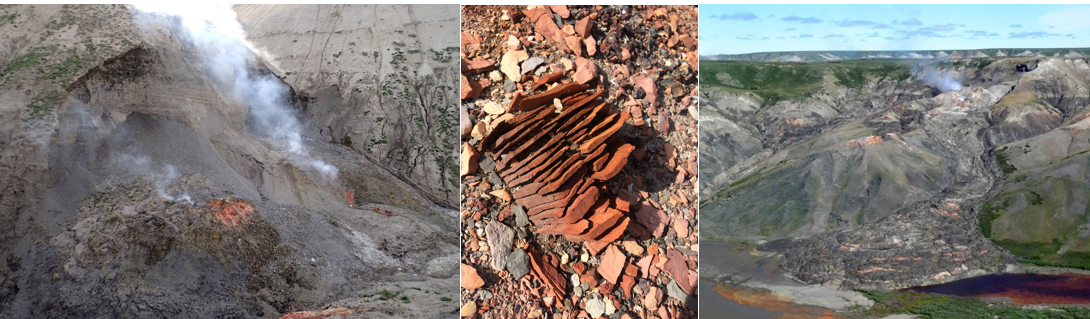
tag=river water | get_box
[903,273,1090,304]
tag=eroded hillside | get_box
[0,4,457,318]
[701,56,1090,289]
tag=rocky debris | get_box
[506,248,530,278]
[279,307,358,319]
[478,83,634,243]
[461,263,485,289]
[486,221,515,270]
[460,5,698,319]
[460,142,480,177]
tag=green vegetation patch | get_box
[699,59,912,108]
[994,239,1090,270]
[995,147,1017,175]
[26,89,63,120]
[982,177,1090,269]
[2,45,55,77]
[854,290,1090,319]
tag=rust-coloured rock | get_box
[664,249,694,295]
[461,58,495,75]
[528,245,567,298]
[632,74,659,107]
[635,204,668,237]
[460,142,480,177]
[575,16,593,38]
[574,57,598,85]
[598,245,626,285]
[531,71,565,92]
[461,263,485,289]
[460,74,473,100]
[590,143,634,180]
[585,36,597,56]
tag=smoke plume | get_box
[918,66,963,92]
[113,153,193,204]
[130,4,339,182]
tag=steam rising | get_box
[919,67,963,92]
[131,4,339,181]
[114,153,193,204]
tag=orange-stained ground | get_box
[711,281,842,319]
[208,198,254,227]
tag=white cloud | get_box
[1041,7,1090,30]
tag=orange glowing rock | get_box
[208,198,254,227]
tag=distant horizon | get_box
[703,47,1090,57]
[701,4,1090,55]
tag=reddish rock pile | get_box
[479,82,636,245]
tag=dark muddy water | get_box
[904,273,1090,304]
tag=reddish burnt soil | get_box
[709,282,842,319]
[208,197,255,227]
[460,5,699,319]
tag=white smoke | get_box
[114,153,193,204]
[130,4,339,181]
[919,67,963,92]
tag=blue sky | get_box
[701,5,1090,55]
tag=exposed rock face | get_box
[0,4,458,318]
[701,57,1090,289]
[234,4,460,209]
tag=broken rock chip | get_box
[500,49,530,81]
[574,57,598,85]
[632,75,659,107]
[483,101,506,115]
[663,249,694,295]
[635,204,668,237]
[598,245,626,285]
[507,248,530,279]
[461,263,485,289]
[461,58,495,75]
[460,142,480,177]
[584,36,597,56]
[586,296,606,318]
[574,16,593,38]
[521,57,545,75]
[486,221,515,270]
[460,74,473,100]
[549,5,570,19]
[565,36,583,57]
[644,286,662,311]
